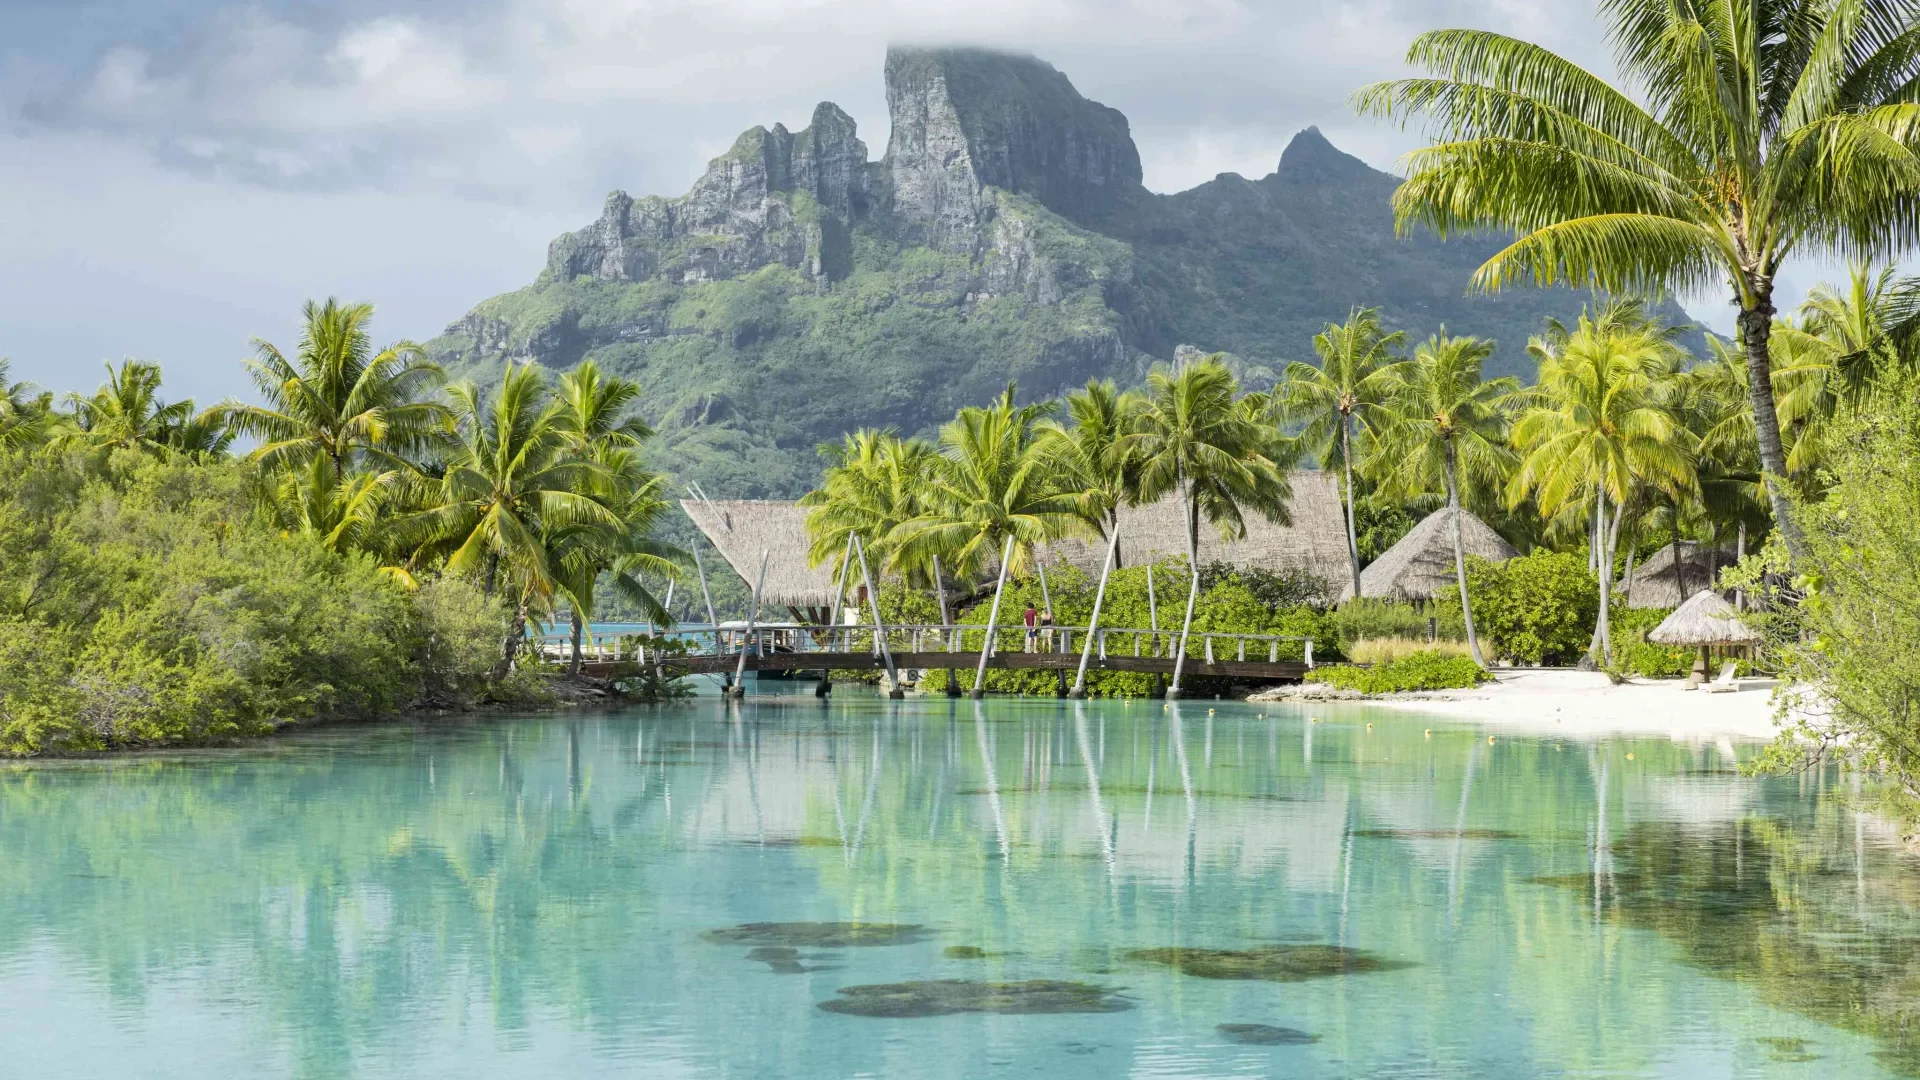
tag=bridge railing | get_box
[533,622,1317,668]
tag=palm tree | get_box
[1275,308,1405,596]
[402,362,620,677]
[1355,0,1920,560]
[0,360,53,452]
[269,453,398,557]
[1507,304,1696,663]
[1367,334,1517,667]
[890,385,1082,583]
[222,298,448,472]
[61,360,195,457]
[1037,378,1142,557]
[801,429,938,582]
[1117,357,1292,696]
[550,361,682,674]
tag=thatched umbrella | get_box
[1649,589,1761,685]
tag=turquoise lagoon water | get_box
[1,696,1914,1078]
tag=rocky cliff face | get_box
[883,47,1143,249]
[546,102,875,287]
[429,46,1653,498]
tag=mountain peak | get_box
[883,45,1143,241]
[1275,127,1379,184]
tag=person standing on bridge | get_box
[1023,602,1038,652]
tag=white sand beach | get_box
[1258,668,1791,740]
[1371,668,1786,739]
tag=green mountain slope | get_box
[427,46,1665,498]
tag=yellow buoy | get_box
[1365,723,1373,729]
[1626,752,1635,760]
[1208,708,1215,715]
[1423,729,1431,738]
[1488,736,1497,744]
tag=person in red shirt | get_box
[1023,602,1038,652]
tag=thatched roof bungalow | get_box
[1648,589,1761,647]
[1622,540,1735,609]
[1035,471,1352,596]
[1343,507,1517,602]
[680,499,840,615]
[682,471,1353,616]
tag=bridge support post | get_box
[934,555,961,698]
[970,536,1016,700]
[855,535,904,699]
[1069,526,1121,699]
[728,549,769,698]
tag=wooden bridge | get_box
[537,623,1316,696]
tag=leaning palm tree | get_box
[1275,307,1406,596]
[222,298,448,472]
[1037,378,1142,556]
[60,360,195,457]
[401,362,620,677]
[801,429,939,582]
[1355,0,1920,560]
[890,385,1081,583]
[1116,357,1292,696]
[1507,304,1697,663]
[1367,334,1517,667]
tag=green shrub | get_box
[1442,551,1598,665]
[1329,598,1436,651]
[1305,651,1490,693]
[1608,605,1693,679]
[0,453,500,755]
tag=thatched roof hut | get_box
[1342,507,1517,602]
[680,499,839,612]
[1622,540,1735,609]
[1037,471,1351,595]
[1648,589,1761,646]
[683,471,1352,612]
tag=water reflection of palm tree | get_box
[1074,704,1115,881]
[1448,740,1479,931]
[973,703,1011,864]
[1169,704,1198,887]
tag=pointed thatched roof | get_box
[679,499,839,609]
[1648,589,1761,646]
[1342,507,1517,602]
[1037,471,1351,597]
[1622,540,1735,609]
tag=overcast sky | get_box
[0,0,1823,404]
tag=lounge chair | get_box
[1702,661,1740,694]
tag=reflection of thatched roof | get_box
[1649,589,1760,646]
[1343,507,1516,602]
[680,499,838,609]
[1037,471,1350,594]
[1623,540,1734,609]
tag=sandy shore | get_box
[1255,668,1789,740]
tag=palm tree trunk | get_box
[484,553,499,599]
[1341,413,1363,598]
[569,608,585,677]
[1168,474,1201,699]
[1735,520,1747,611]
[1587,498,1605,659]
[1737,294,1808,561]
[1446,447,1484,668]
[494,597,528,681]
[1593,496,1614,667]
